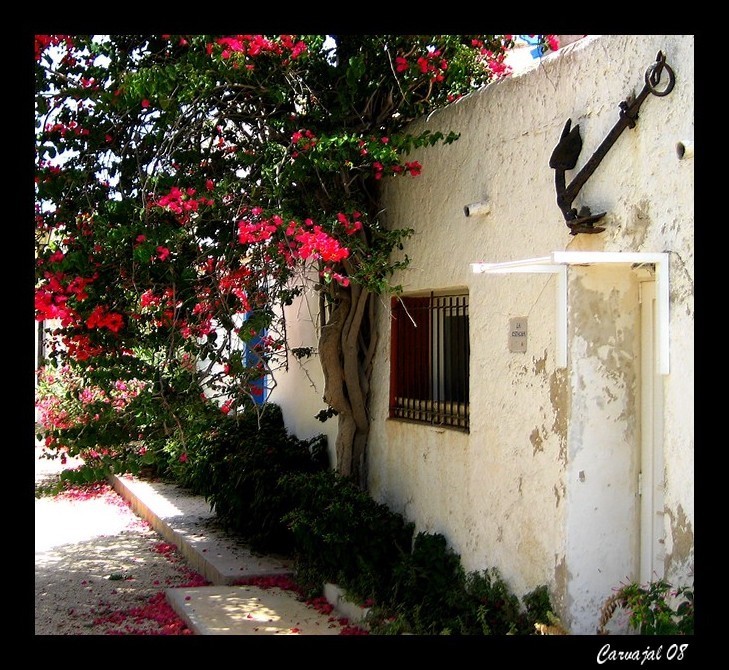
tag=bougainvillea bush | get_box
[35,35,558,484]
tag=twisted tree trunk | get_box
[318,281,376,488]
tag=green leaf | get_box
[133,243,153,263]
[347,55,366,88]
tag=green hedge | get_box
[176,404,329,554]
[281,469,415,604]
[281,469,555,634]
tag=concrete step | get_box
[111,474,292,585]
[110,473,369,635]
[166,585,344,635]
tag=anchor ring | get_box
[645,58,675,97]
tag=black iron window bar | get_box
[391,293,470,431]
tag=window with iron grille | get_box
[389,292,469,430]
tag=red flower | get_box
[545,35,560,52]
[405,161,422,177]
[86,305,124,333]
[178,453,188,463]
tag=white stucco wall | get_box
[271,35,694,634]
[269,291,340,451]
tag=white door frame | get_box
[638,276,666,583]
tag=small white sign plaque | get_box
[509,317,527,352]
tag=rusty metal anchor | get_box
[550,50,675,235]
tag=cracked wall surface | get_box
[271,35,694,634]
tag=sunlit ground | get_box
[36,494,141,553]
[34,446,198,634]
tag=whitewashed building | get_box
[270,34,694,634]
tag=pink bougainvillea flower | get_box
[152,542,177,556]
[340,625,369,635]
[405,161,422,177]
[86,305,124,333]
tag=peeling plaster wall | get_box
[563,266,642,630]
[271,35,694,634]
[371,34,694,634]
